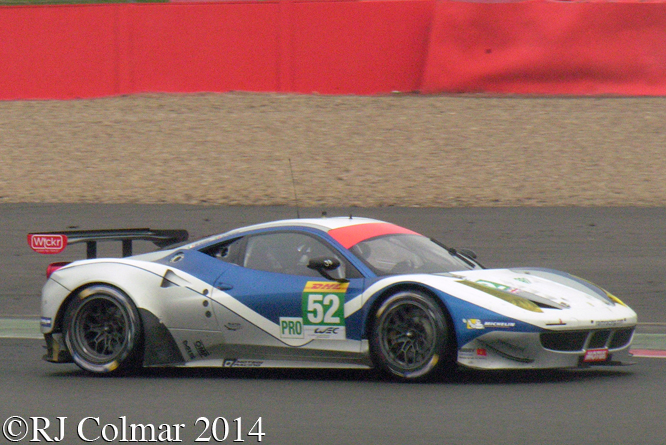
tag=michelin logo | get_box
[464,319,485,330]
[464,319,516,330]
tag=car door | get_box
[208,230,366,361]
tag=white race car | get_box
[29,217,637,380]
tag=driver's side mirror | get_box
[307,257,348,282]
[308,257,340,271]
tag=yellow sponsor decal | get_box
[458,280,543,313]
[303,281,350,293]
[605,291,628,307]
[465,319,484,330]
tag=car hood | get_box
[358,267,634,331]
[441,267,637,323]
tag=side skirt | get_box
[140,309,186,366]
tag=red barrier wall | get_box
[2,1,666,99]
[421,1,666,95]
[0,1,432,99]
[287,1,433,94]
[0,5,119,99]
[130,3,282,93]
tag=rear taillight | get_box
[47,262,70,279]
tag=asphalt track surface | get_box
[2,204,666,444]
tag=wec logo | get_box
[27,234,67,254]
[314,327,340,335]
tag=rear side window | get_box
[200,238,243,264]
[243,232,361,279]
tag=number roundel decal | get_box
[279,281,349,341]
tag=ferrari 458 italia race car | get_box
[28,217,637,380]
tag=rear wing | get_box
[27,228,189,259]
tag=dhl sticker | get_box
[303,281,350,293]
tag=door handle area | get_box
[215,283,233,291]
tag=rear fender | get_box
[44,260,215,334]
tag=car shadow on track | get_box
[45,365,634,385]
[448,367,633,385]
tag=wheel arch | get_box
[52,282,124,335]
[48,261,171,333]
[52,281,184,367]
[362,282,458,351]
[54,278,140,323]
[61,283,144,373]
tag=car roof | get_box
[223,216,383,235]
[187,217,421,250]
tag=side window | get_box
[242,232,355,278]
[200,237,243,264]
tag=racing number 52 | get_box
[306,294,341,324]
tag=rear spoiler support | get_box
[28,228,189,259]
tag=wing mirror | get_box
[458,248,477,259]
[454,248,484,269]
[307,257,349,283]
[308,257,340,271]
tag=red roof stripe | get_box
[328,223,420,249]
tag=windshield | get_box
[349,234,475,276]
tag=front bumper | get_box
[457,326,635,370]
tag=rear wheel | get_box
[370,290,451,380]
[64,285,142,374]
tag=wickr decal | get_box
[27,234,67,254]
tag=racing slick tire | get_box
[370,290,451,381]
[63,285,143,374]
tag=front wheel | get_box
[64,285,142,374]
[370,290,451,380]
